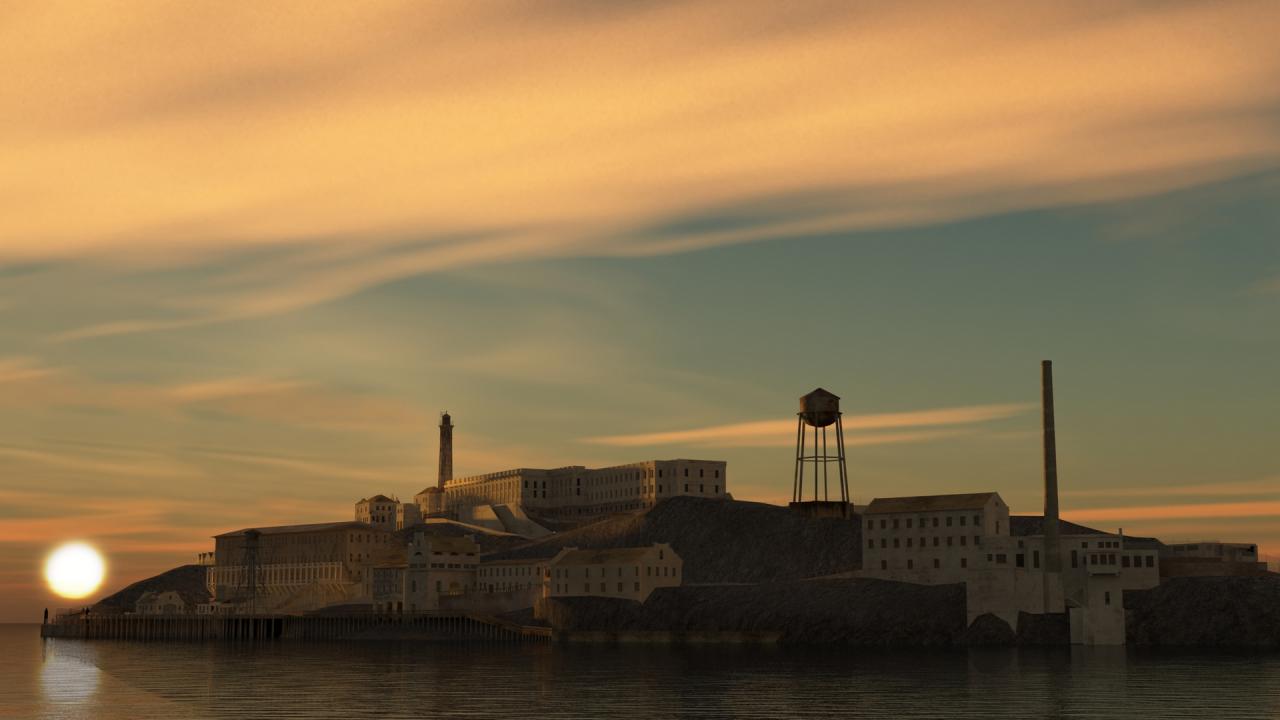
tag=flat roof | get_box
[865,492,1000,514]
[214,521,372,538]
[553,546,665,566]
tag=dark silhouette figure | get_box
[43,608,48,625]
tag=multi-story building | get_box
[477,558,550,595]
[860,492,1009,580]
[415,459,728,522]
[859,491,1161,644]
[210,521,400,613]
[355,495,400,532]
[373,533,481,614]
[545,543,682,603]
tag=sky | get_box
[1,0,1278,622]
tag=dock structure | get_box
[40,611,552,643]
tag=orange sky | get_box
[2,1,1278,621]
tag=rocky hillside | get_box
[541,578,964,645]
[485,496,863,583]
[1125,575,1280,647]
[92,564,210,613]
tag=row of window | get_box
[870,535,982,550]
[552,565,677,579]
[879,558,962,570]
[869,514,982,531]
[556,582,645,594]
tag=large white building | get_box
[859,491,1161,644]
[415,459,728,522]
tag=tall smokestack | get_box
[1042,361,1062,575]
[437,411,453,490]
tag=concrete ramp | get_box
[491,504,552,538]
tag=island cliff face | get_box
[1125,575,1280,648]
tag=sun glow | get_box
[44,542,106,600]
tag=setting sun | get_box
[44,543,106,600]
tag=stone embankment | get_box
[1125,575,1280,648]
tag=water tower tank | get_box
[799,388,841,427]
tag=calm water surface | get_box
[3,624,1279,719]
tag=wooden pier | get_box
[39,611,553,643]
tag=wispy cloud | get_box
[4,2,1278,337]
[1067,501,1280,523]
[582,403,1030,448]
[1064,477,1280,500]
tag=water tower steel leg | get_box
[793,417,805,503]
[836,415,849,503]
[811,420,818,501]
[820,425,827,501]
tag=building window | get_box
[959,516,966,527]
[1033,550,1040,569]
[880,519,887,529]
[684,468,688,477]
[1105,591,1111,606]
[907,559,914,570]
[946,537,953,547]
[893,538,900,548]
[960,536,967,546]
[906,538,913,548]
[960,558,968,569]
[880,560,887,570]
[933,558,940,569]
[932,537,939,547]
[867,520,873,530]
[684,484,689,492]
[893,519,899,529]
[996,554,1007,564]
[1016,554,1025,568]
[906,518,913,529]
[600,583,606,592]
[1071,550,1079,569]
[715,470,720,478]
[714,486,719,494]
[880,539,887,549]
[634,582,640,591]
[946,517,953,527]
[699,485,704,493]
[932,518,939,528]
[1122,556,1130,568]
[868,540,874,549]
[1145,555,1154,568]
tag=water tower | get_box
[790,388,851,518]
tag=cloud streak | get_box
[3,2,1279,337]
[582,403,1030,448]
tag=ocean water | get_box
[2,624,1279,719]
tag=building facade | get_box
[546,543,682,603]
[415,459,728,522]
[355,495,400,532]
[860,492,1010,581]
[859,492,1160,644]
[396,503,422,530]
[210,521,400,613]
[373,533,481,614]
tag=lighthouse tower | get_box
[437,411,453,490]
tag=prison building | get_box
[210,521,400,613]
[415,459,728,522]
[860,492,1010,582]
[373,534,480,614]
[545,543,682,603]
